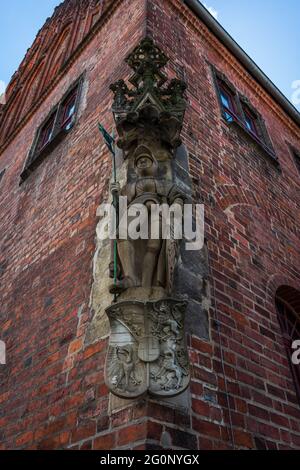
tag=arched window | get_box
[275,286,300,403]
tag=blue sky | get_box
[0,0,299,109]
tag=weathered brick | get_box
[71,423,97,444]
[93,433,116,450]
[233,430,253,449]
[192,417,221,439]
[117,423,147,446]
[15,431,34,447]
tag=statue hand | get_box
[110,182,120,195]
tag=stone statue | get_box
[103,38,190,399]
[110,143,186,295]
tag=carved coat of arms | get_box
[105,299,190,398]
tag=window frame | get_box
[20,75,83,182]
[60,87,79,131]
[217,80,240,123]
[239,95,271,147]
[212,66,277,164]
[36,111,57,152]
[214,71,239,123]
[243,105,259,137]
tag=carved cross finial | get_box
[125,37,168,89]
[110,37,187,125]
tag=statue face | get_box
[136,155,153,170]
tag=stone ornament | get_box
[105,299,189,398]
[104,37,190,399]
[109,145,186,295]
[110,38,186,149]
[109,38,187,297]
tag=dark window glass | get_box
[276,297,300,404]
[220,89,232,109]
[37,113,56,151]
[61,88,78,131]
[243,107,258,137]
[218,81,236,122]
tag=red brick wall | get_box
[146,0,300,450]
[0,0,300,450]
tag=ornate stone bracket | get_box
[105,299,189,398]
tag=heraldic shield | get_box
[105,299,190,398]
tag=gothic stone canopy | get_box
[110,37,187,150]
